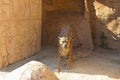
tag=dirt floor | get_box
[0,46,120,80]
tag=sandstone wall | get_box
[0,0,42,68]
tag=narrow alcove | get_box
[41,0,94,50]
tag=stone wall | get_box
[0,0,42,68]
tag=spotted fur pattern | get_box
[57,26,73,72]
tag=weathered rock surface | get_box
[4,61,59,80]
[85,0,120,50]
[0,0,42,68]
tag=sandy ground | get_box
[0,46,120,80]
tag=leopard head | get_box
[58,37,69,49]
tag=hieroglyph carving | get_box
[0,0,41,19]
[0,0,42,68]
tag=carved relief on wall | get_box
[0,0,12,19]
[0,0,42,68]
[0,0,41,19]
[13,0,41,17]
[0,20,41,67]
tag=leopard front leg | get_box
[67,52,73,70]
[57,55,62,73]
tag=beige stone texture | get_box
[0,0,42,68]
[4,61,59,80]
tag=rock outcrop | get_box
[91,0,120,50]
